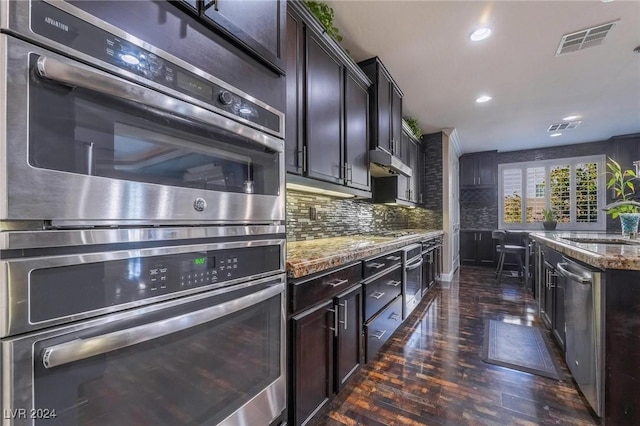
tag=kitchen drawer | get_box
[363,250,402,279]
[289,262,362,314]
[363,264,402,321]
[364,295,403,362]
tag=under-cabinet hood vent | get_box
[548,121,582,132]
[556,21,617,55]
[369,150,412,178]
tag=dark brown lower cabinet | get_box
[460,230,496,266]
[335,284,363,390]
[289,264,363,426]
[291,301,334,426]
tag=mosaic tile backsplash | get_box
[286,190,442,241]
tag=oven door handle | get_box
[41,281,284,369]
[405,258,424,271]
[35,56,283,153]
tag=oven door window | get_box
[28,55,279,196]
[31,288,282,425]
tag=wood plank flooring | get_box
[318,266,600,426]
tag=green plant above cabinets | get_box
[403,117,423,140]
[304,1,343,42]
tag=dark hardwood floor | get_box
[318,265,600,426]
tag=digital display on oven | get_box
[177,71,212,100]
[185,255,215,270]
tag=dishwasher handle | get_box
[556,262,592,284]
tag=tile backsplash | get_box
[286,189,441,241]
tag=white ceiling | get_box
[327,0,640,154]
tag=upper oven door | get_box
[1,34,285,225]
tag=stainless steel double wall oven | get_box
[1,1,286,425]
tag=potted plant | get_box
[605,157,640,235]
[542,208,557,231]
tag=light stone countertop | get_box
[529,231,640,270]
[286,230,444,278]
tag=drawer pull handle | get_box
[372,329,387,340]
[366,262,385,269]
[389,312,400,321]
[371,291,385,300]
[387,280,401,287]
[385,255,401,261]
[339,301,347,330]
[326,278,348,288]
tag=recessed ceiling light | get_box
[476,95,492,103]
[550,133,562,137]
[470,28,492,41]
[601,0,614,3]
[562,115,580,121]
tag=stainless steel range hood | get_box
[369,150,412,177]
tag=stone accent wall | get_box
[423,132,443,216]
[286,190,441,241]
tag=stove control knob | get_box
[218,91,233,106]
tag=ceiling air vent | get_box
[548,121,582,132]
[556,21,618,55]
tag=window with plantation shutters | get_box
[498,155,605,230]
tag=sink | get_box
[563,237,640,245]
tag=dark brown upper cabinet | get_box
[344,71,371,191]
[285,2,372,195]
[459,151,497,188]
[358,57,403,156]
[201,0,285,74]
[306,32,344,184]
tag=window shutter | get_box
[575,162,599,223]
[503,168,522,224]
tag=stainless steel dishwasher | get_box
[556,257,604,417]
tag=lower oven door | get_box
[1,275,286,426]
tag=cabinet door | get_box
[398,130,410,165]
[553,274,566,349]
[396,173,409,201]
[541,259,554,329]
[409,139,419,203]
[391,85,403,156]
[460,231,478,264]
[416,142,425,205]
[291,300,334,426]
[202,0,285,73]
[459,155,476,187]
[376,72,392,153]
[344,72,370,191]
[306,33,343,184]
[477,152,496,186]
[335,284,363,391]
[477,231,496,266]
[285,10,303,174]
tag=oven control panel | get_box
[28,0,281,135]
[29,244,282,324]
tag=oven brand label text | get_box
[44,16,69,32]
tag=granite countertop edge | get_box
[286,230,444,279]
[529,232,640,271]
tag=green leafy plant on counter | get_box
[606,157,638,218]
[404,116,423,139]
[542,208,556,222]
[304,1,343,42]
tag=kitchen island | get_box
[530,232,640,426]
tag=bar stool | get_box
[492,230,526,285]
